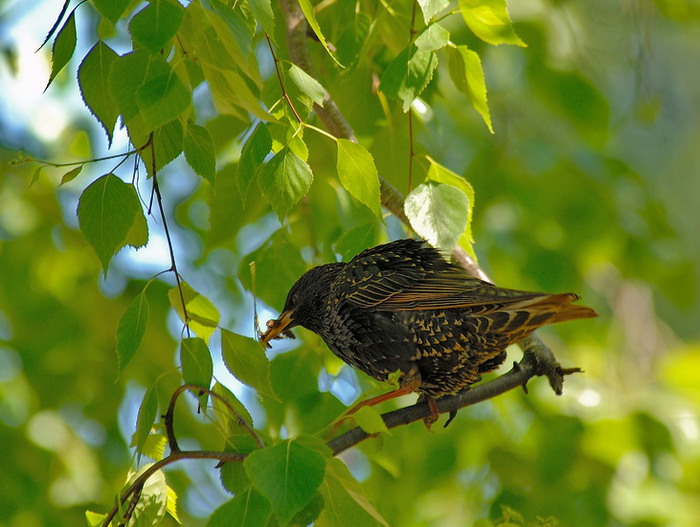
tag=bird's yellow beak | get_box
[260,310,296,348]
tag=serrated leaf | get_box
[447,45,493,133]
[404,182,470,253]
[244,439,327,525]
[131,382,159,454]
[248,0,275,41]
[184,123,216,183]
[459,0,525,47]
[135,68,190,131]
[297,0,343,67]
[76,174,141,273]
[180,337,213,394]
[78,42,119,142]
[166,485,180,523]
[38,0,71,52]
[46,11,76,89]
[93,0,131,24]
[207,489,272,527]
[124,465,167,526]
[237,123,272,204]
[204,66,268,121]
[141,433,167,461]
[416,0,449,23]
[379,45,438,112]
[257,147,313,221]
[168,282,220,342]
[59,166,82,186]
[353,406,388,434]
[212,382,254,435]
[317,459,389,527]
[221,329,278,401]
[129,0,184,55]
[288,64,325,105]
[414,23,450,52]
[140,119,185,177]
[116,290,149,374]
[336,139,382,219]
[109,50,153,144]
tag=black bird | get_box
[261,239,596,414]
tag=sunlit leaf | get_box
[416,0,449,23]
[129,0,184,55]
[414,23,450,52]
[336,139,382,219]
[297,0,343,66]
[353,406,388,434]
[237,123,272,204]
[459,0,525,47]
[85,511,107,527]
[288,64,325,106]
[76,174,141,273]
[404,182,470,253]
[379,45,438,112]
[116,290,149,375]
[447,45,494,134]
[244,438,327,525]
[78,41,119,143]
[168,282,220,342]
[184,123,216,183]
[221,329,278,401]
[124,465,167,526]
[207,489,272,527]
[248,0,275,41]
[257,147,313,221]
[46,12,76,89]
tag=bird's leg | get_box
[416,393,440,429]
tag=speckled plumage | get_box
[261,239,596,398]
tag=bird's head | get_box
[260,262,344,347]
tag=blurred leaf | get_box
[116,289,149,374]
[416,0,449,23]
[447,45,493,133]
[221,329,278,401]
[333,224,379,261]
[353,406,388,434]
[404,182,470,253]
[459,0,525,46]
[244,438,327,525]
[184,123,216,183]
[414,24,450,52]
[59,166,82,186]
[46,12,76,89]
[131,381,159,454]
[207,488,271,527]
[257,147,313,221]
[77,174,141,273]
[129,0,184,55]
[336,139,382,219]
[78,41,119,142]
[168,282,220,342]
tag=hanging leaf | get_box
[59,166,83,186]
[447,45,494,134]
[257,147,313,221]
[129,0,184,55]
[297,0,343,67]
[336,139,382,219]
[135,69,190,131]
[76,174,141,273]
[46,12,76,89]
[180,337,213,394]
[78,42,120,143]
[184,123,216,183]
[248,0,276,41]
[288,64,325,106]
[221,329,278,401]
[168,282,220,342]
[416,0,449,24]
[414,23,450,52]
[116,290,150,375]
[237,123,272,204]
[92,0,131,24]
[207,489,272,527]
[131,382,159,454]
[459,0,526,47]
[379,45,438,112]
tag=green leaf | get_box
[336,139,382,219]
[353,406,388,434]
[379,45,438,112]
[180,337,213,393]
[131,381,159,454]
[425,156,476,243]
[76,174,141,273]
[248,0,275,41]
[59,166,82,186]
[447,45,493,134]
[129,0,184,55]
[288,64,325,105]
[416,0,449,23]
[333,224,378,261]
[116,290,149,375]
[212,382,254,435]
[136,68,191,131]
[204,66,269,121]
[257,147,313,221]
[78,42,119,143]
[125,205,149,249]
[85,511,107,527]
[124,465,167,526]
[414,23,450,52]
[207,489,272,527]
[237,123,272,204]
[317,459,389,527]
[140,119,185,177]
[141,433,167,461]
[46,12,76,89]
[244,439,327,525]
[184,123,216,183]
[404,182,470,253]
[92,0,131,24]
[168,282,220,342]
[221,329,278,401]
[459,0,525,46]
[297,0,343,67]
[37,0,71,52]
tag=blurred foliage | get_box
[1,0,700,526]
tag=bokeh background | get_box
[1,0,699,525]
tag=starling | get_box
[261,239,596,413]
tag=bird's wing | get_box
[336,239,548,311]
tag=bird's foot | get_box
[519,335,583,395]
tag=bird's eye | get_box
[291,292,300,305]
